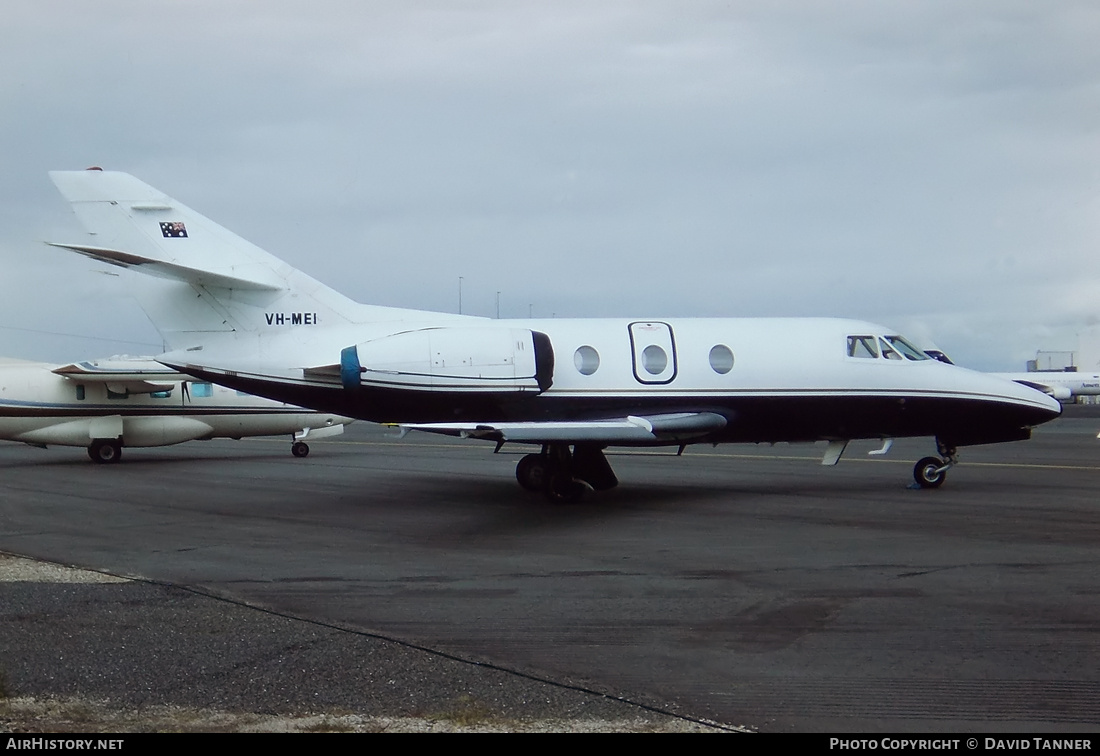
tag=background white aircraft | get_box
[0,355,351,462]
[991,371,1100,402]
[42,169,1060,495]
[925,349,1100,403]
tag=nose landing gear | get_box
[913,440,958,489]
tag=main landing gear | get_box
[913,440,958,489]
[88,438,122,464]
[516,443,619,503]
[291,441,310,458]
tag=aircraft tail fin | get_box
[47,169,396,350]
[49,170,293,291]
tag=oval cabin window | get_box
[642,344,668,375]
[709,344,734,374]
[574,345,600,375]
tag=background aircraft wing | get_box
[400,411,727,444]
[1002,377,1073,400]
[1012,379,1057,394]
[52,359,183,394]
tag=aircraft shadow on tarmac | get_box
[0,444,345,468]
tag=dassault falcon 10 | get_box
[0,355,352,462]
[43,169,1060,498]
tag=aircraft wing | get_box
[400,411,727,444]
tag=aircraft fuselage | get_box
[168,316,1058,450]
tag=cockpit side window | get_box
[847,336,879,358]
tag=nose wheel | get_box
[913,457,947,488]
[913,441,957,489]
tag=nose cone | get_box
[986,373,1062,426]
[922,364,1062,449]
[955,371,1062,447]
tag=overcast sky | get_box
[2,1,1098,370]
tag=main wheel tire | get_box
[544,471,586,503]
[89,440,122,464]
[292,441,310,458]
[516,454,549,491]
[914,456,946,489]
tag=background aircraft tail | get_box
[48,169,433,351]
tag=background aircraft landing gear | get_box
[88,439,122,464]
[291,441,310,458]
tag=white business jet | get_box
[43,169,1060,497]
[0,355,351,462]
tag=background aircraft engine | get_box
[1049,385,1072,401]
[340,327,554,393]
[13,416,214,447]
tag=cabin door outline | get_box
[628,321,677,385]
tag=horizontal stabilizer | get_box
[402,412,727,444]
[45,242,285,291]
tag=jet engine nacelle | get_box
[15,416,214,447]
[340,327,554,393]
[1048,385,1072,401]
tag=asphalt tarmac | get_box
[2,407,1100,732]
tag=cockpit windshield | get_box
[847,334,930,361]
[884,336,929,361]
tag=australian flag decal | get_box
[160,221,188,238]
